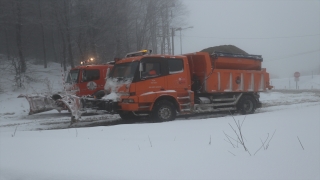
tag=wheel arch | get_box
[236,92,258,103]
[151,95,180,112]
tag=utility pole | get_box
[171,28,175,55]
[179,29,182,54]
[160,1,175,55]
[175,26,193,54]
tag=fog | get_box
[176,0,320,78]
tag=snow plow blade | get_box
[18,94,105,123]
[18,94,66,115]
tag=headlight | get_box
[122,99,135,103]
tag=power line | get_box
[266,49,320,62]
[182,34,320,40]
[181,0,317,1]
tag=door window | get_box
[82,69,100,82]
[66,69,79,83]
[168,59,183,74]
[141,62,161,78]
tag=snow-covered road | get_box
[1,90,319,180]
[1,90,319,132]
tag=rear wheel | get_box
[237,95,256,114]
[151,100,176,122]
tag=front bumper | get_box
[81,98,120,113]
[120,103,140,111]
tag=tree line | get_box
[0,0,187,74]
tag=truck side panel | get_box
[205,69,270,92]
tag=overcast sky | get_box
[175,0,320,78]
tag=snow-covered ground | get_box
[271,74,320,90]
[1,61,320,180]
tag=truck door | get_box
[135,58,166,96]
[79,69,102,96]
[166,58,190,96]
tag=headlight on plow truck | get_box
[122,99,135,103]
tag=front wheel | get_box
[237,95,257,114]
[151,100,176,122]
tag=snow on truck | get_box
[18,62,114,115]
[68,49,273,122]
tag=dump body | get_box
[211,52,262,70]
[185,52,271,93]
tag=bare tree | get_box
[14,0,27,73]
[37,0,47,68]
[63,0,74,68]
[0,0,187,76]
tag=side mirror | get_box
[106,68,110,80]
[82,70,87,82]
[139,63,145,80]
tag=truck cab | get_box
[103,52,193,121]
[65,64,113,96]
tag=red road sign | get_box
[294,72,300,78]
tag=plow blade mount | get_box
[58,95,83,122]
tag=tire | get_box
[237,95,256,115]
[151,100,176,122]
[119,111,139,122]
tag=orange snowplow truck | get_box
[18,62,114,115]
[78,50,272,121]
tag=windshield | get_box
[66,69,79,83]
[109,61,139,79]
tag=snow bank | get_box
[0,103,319,180]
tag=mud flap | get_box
[60,95,82,123]
[18,94,59,115]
